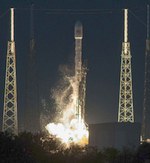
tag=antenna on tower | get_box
[124,9,128,43]
[2,8,18,135]
[11,8,14,42]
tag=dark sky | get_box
[0,0,149,128]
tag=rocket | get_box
[75,21,83,82]
[74,21,83,123]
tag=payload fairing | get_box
[75,21,83,82]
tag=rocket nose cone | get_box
[75,21,83,38]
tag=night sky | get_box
[0,0,149,129]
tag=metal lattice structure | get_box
[118,9,134,122]
[2,8,18,135]
[141,5,150,142]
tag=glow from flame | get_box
[45,73,89,147]
[46,119,88,145]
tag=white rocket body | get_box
[75,21,83,82]
[74,21,83,123]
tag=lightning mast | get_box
[118,9,134,122]
[2,8,18,135]
[141,5,150,142]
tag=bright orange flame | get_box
[45,73,89,147]
[46,119,89,146]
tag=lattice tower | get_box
[2,8,18,135]
[118,9,134,122]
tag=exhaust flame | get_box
[46,119,88,146]
[45,72,89,147]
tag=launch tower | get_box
[2,8,18,135]
[118,9,134,122]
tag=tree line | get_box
[0,132,150,163]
